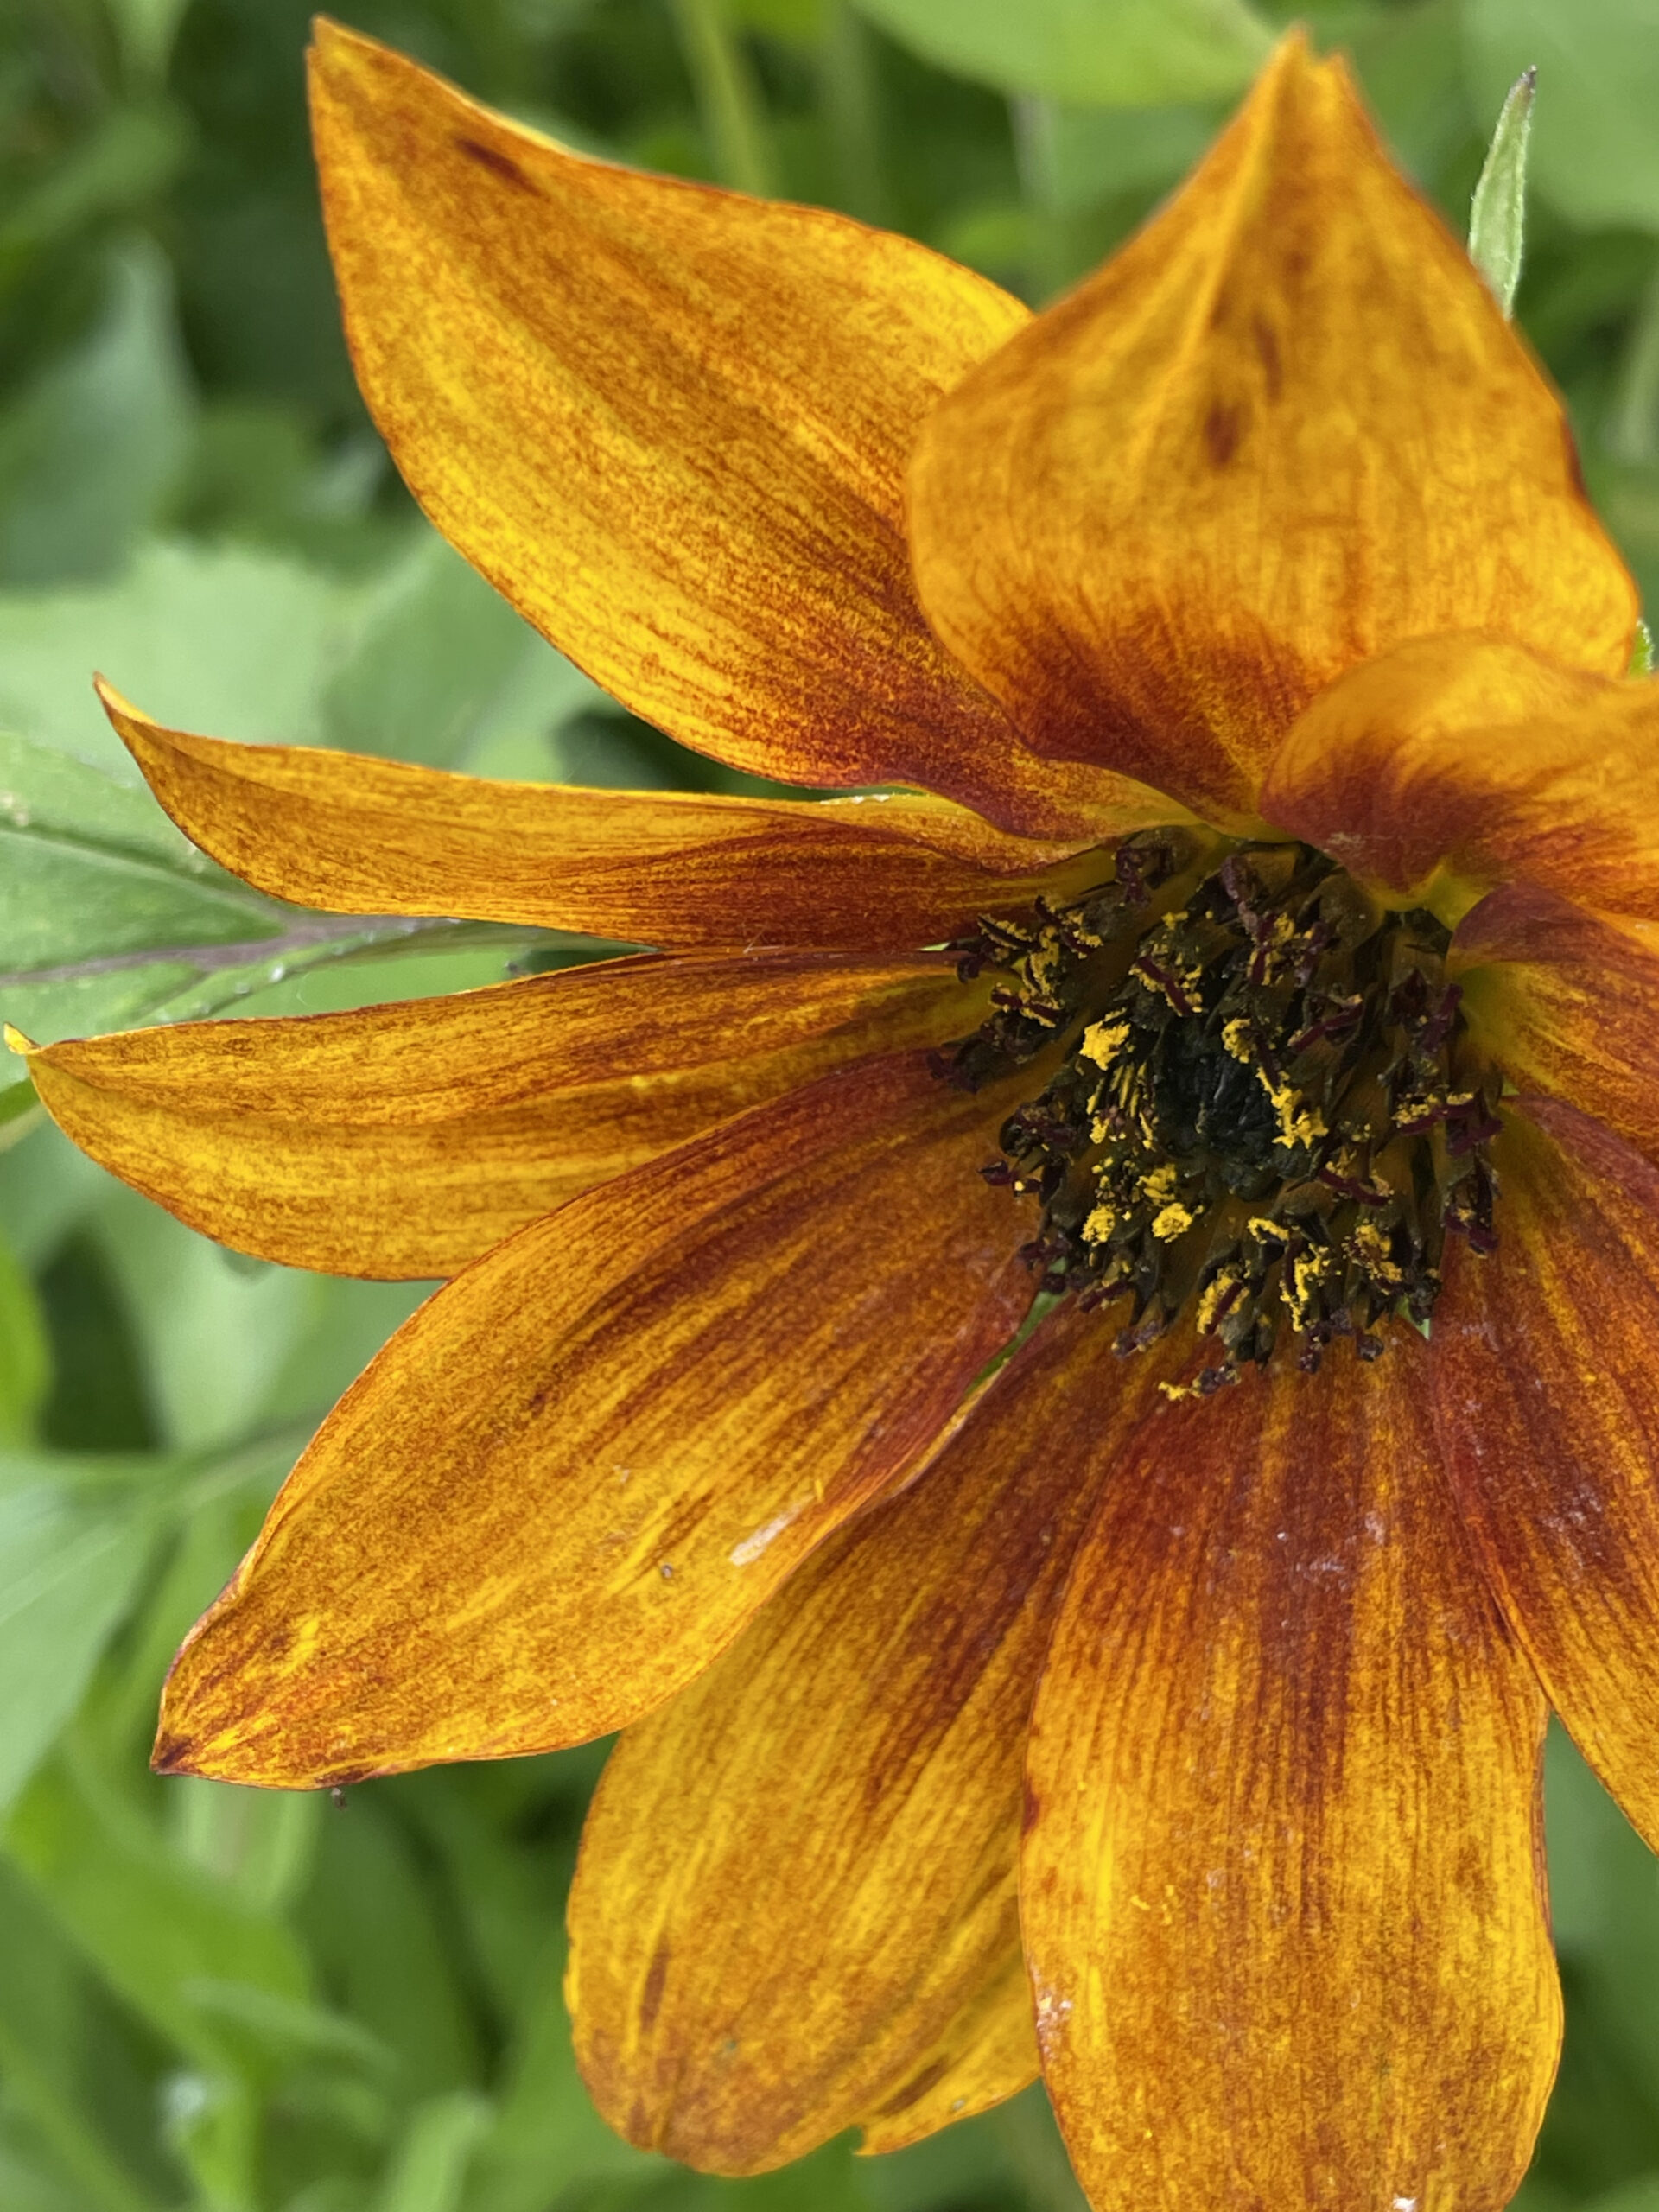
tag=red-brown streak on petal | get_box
[99,683,1154,950]
[1023,1348,1556,2212]
[305,19,1154,839]
[907,40,1636,829]
[151,1051,1037,1788]
[567,1305,1185,2174]
[1452,886,1659,1173]
[23,951,976,1279]
[1435,1098,1659,1853]
[1262,634,1659,918]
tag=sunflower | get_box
[18,16,1659,2209]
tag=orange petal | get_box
[1452,887,1659,1172]
[21,951,972,1279]
[568,1307,1178,2173]
[153,1052,1033,1787]
[1023,1348,1556,2212]
[1262,633,1659,918]
[1434,1099,1659,1853]
[102,683,1138,952]
[851,1952,1035,2161]
[305,20,1128,837]
[907,35,1636,829]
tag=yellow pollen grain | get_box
[1152,1203,1197,1242]
[1079,1018,1131,1069]
[1141,1163,1179,1204]
[1284,1249,1333,1331]
[1259,1070,1327,1148]
[1025,933,1065,994]
[1348,1217,1405,1287]
[1082,1199,1119,1245]
[1222,1017,1255,1065]
[1197,1268,1242,1332]
[1248,1215,1287,1245]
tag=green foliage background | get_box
[3,1,1659,2206]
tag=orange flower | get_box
[21,20,1659,2208]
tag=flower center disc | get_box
[945,834,1501,1395]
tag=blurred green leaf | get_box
[1464,0,1659,233]
[0,109,188,268]
[172,1783,327,1918]
[4,1754,312,2062]
[301,1800,483,2103]
[1469,67,1535,314]
[0,1229,49,1443]
[1025,103,1215,215]
[373,2090,491,2212]
[0,1468,154,1815]
[1584,2180,1659,2212]
[849,0,1272,106]
[324,536,600,771]
[0,244,193,588]
[106,0,196,86]
[0,538,355,776]
[1347,0,1474,196]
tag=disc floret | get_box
[945,836,1502,1394]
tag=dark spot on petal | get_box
[874,2056,951,2118]
[150,1733,197,1775]
[1022,1777,1042,1834]
[639,1940,671,2032]
[1204,397,1246,467]
[1252,315,1282,400]
[454,134,537,192]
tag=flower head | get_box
[22,21,1659,2210]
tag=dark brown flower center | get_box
[940,831,1501,1395]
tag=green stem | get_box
[671,0,778,198]
[0,2012,160,2212]
[822,0,887,225]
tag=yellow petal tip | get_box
[3,1024,36,1058]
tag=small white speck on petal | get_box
[729,1507,801,1567]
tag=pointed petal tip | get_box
[308,13,370,64]
[149,1724,204,1778]
[2,1025,36,1058]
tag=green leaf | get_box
[0,110,188,265]
[0,726,543,1093]
[0,537,356,779]
[3,1755,312,2066]
[372,2092,491,2212]
[1463,0,1659,234]
[1021,104,1217,217]
[0,1230,49,1445]
[171,1784,327,1919]
[87,1193,321,1451]
[1583,2180,1659,2212]
[324,535,599,771]
[300,1800,482,2102]
[848,0,1273,106]
[0,245,193,589]
[0,1474,154,1816]
[0,731,285,975]
[1346,0,1473,193]
[1469,68,1535,316]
